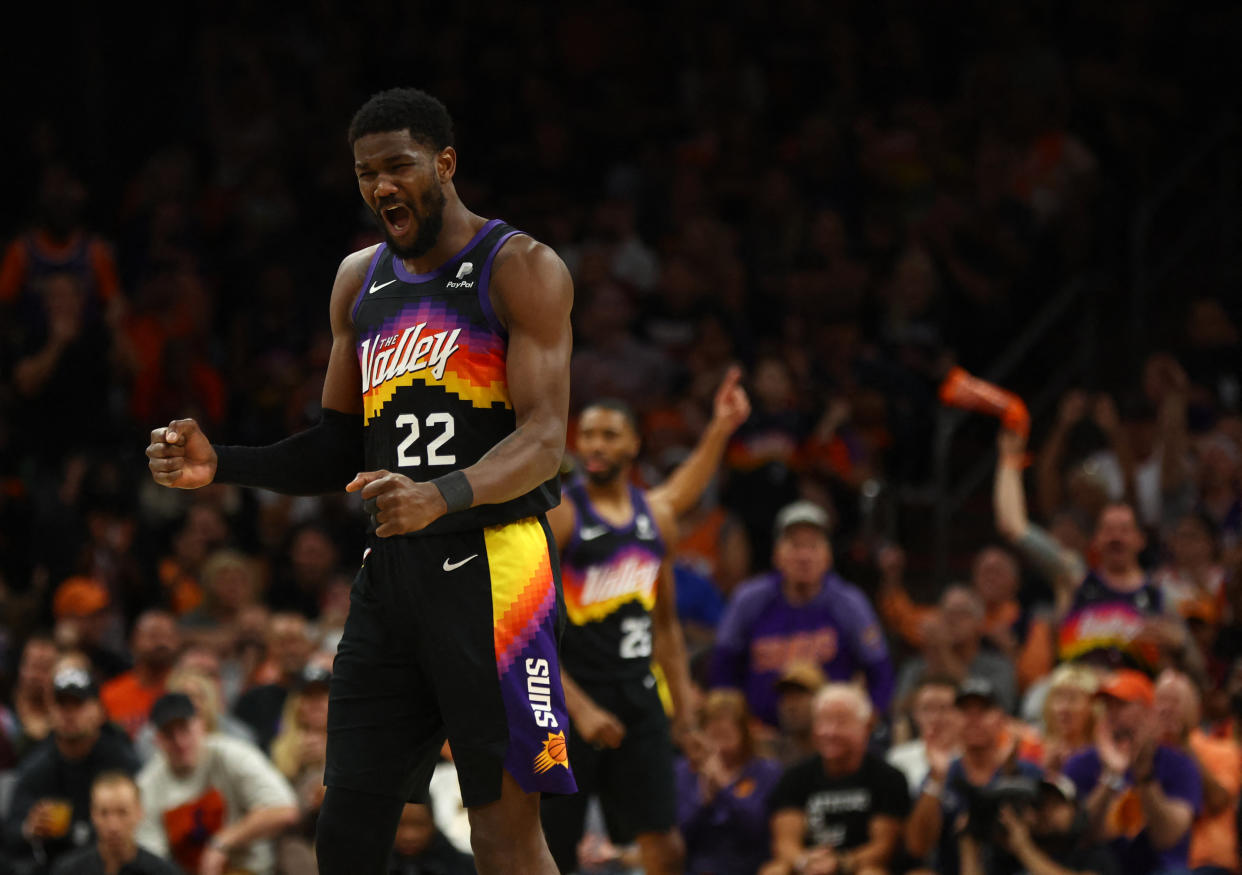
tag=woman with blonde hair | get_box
[676,688,783,875]
[1039,663,1099,773]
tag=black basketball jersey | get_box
[351,219,558,536]
[559,478,667,682]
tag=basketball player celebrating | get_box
[146,88,575,875]
[541,376,750,875]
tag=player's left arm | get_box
[351,239,572,536]
[648,365,751,517]
[649,496,695,740]
[463,238,573,504]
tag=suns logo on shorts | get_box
[533,731,570,775]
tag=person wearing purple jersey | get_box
[145,88,576,875]
[709,502,894,727]
[540,373,750,875]
[1057,502,1202,678]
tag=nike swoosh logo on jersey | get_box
[579,525,609,541]
[443,554,479,572]
[368,278,397,294]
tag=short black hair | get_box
[581,398,640,434]
[348,87,454,150]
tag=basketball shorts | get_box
[325,515,578,807]
[541,671,675,857]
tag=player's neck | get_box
[583,474,635,528]
[397,198,483,276]
[583,475,633,517]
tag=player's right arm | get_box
[560,669,625,749]
[647,365,750,516]
[146,248,373,492]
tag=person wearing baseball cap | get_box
[959,770,1118,875]
[5,664,140,869]
[50,578,129,680]
[905,676,1042,873]
[1061,669,1203,875]
[709,500,894,728]
[770,661,827,765]
[137,692,298,875]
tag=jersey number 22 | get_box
[396,413,455,467]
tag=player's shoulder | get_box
[492,231,563,272]
[338,243,383,279]
[643,490,679,540]
[329,243,383,319]
[490,234,571,299]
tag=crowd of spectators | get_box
[1,0,1241,873]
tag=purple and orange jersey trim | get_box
[357,298,509,424]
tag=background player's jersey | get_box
[352,219,558,536]
[560,479,666,683]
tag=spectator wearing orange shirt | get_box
[877,543,1055,692]
[1154,669,1242,874]
[100,611,181,739]
[0,166,125,325]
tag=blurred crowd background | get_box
[1,1,1241,873]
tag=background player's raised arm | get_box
[648,365,751,517]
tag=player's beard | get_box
[377,183,446,261]
[583,458,627,486]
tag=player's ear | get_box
[437,147,457,183]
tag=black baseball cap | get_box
[149,693,196,730]
[52,667,99,701]
[955,676,999,708]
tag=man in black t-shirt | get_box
[51,773,177,875]
[4,668,140,870]
[764,683,910,875]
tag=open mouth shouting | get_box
[380,202,414,237]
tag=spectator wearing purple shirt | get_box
[709,502,894,726]
[1062,669,1201,875]
[675,690,782,875]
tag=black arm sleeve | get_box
[212,408,364,496]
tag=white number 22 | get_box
[395,412,456,467]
